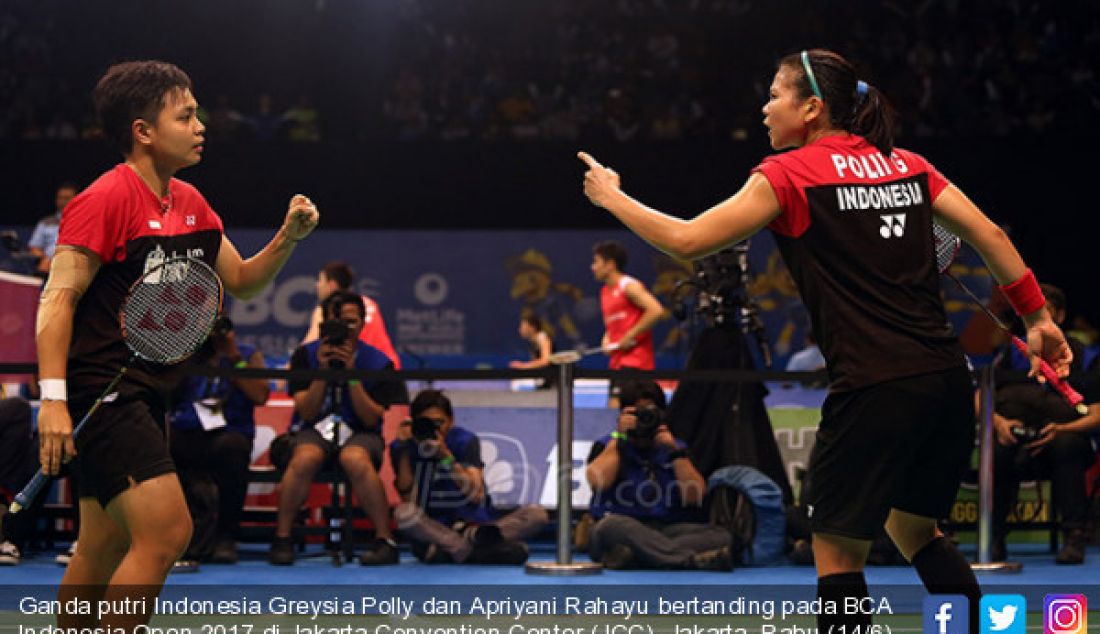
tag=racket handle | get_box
[9,470,50,514]
[1011,336,1088,415]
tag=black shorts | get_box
[71,397,175,508]
[291,427,384,469]
[803,365,974,539]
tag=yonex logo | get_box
[879,213,906,238]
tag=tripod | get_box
[666,325,794,504]
[315,378,355,565]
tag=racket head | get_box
[932,223,961,274]
[119,257,224,364]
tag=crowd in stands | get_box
[2,0,1098,142]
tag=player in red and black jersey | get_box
[35,61,319,632]
[579,49,1072,632]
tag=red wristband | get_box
[998,269,1045,316]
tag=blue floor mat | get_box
[4,543,1096,587]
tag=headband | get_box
[800,50,823,100]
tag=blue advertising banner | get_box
[0,225,993,368]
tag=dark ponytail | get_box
[851,83,896,155]
[779,49,897,155]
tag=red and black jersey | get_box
[58,164,224,401]
[600,275,655,370]
[752,134,965,392]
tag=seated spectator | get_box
[390,389,548,564]
[27,182,78,278]
[303,261,400,368]
[284,94,321,142]
[585,380,732,570]
[0,392,36,565]
[169,316,269,566]
[990,284,1099,565]
[270,291,407,566]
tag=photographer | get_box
[169,315,268,565]
[301,261,400,367]
[270,291,407,566]
[390,390,548,564]
[990,284,1099,564]
[585,380,732,570]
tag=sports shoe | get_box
[211,537,239,564]
[359,538,399,565]
[419,543,454,564]
[468,524,503,547]
[56,541,77,566]
[690,545,734,571]
[0,541,20,566]
[268,536,295,565]
[468,539,529,565]
[1056,528,1087,565]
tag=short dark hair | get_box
[593,240,628,271]
[325,290,365,319]
[1040,283,1066,315]
[320,261,354,290]
[410,389,453,420]
[94,60,193,155]
[619,380,667,410]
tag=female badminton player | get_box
[35,60,319,633]
[578,48,1072,633]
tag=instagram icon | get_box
[1044,595,1087,634]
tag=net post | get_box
[972,363,1022,573]
[526,360,601,575]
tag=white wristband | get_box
[39,379,67,402]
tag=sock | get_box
[817,572,872,633]
[912,537,981,634]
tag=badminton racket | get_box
[933,224,1085,415]
[10,257,223,513]
[548,342,621,365]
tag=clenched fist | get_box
[283,194,320,242]
[578,152,622,210]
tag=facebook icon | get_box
[923,595,969,634]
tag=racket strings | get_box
[933,225,1012,331]
[121,259,223,364]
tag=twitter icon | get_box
[981,595,1026,634]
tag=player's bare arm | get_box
[216,194,319,299]
[620,280,664,348]
[933,185,1071,375]
[579,152,782,260]
[35,246,101,474]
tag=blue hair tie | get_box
[856,80,869,99]
[800,51,823,100]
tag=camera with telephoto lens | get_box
[320,318,349,346]
[319,319,350,369]
[411,416,442,442]
[628,404,663,442]
[1011,426,1044,443]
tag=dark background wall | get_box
[3,0,1097,319]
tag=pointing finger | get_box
[577,151,603,170]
